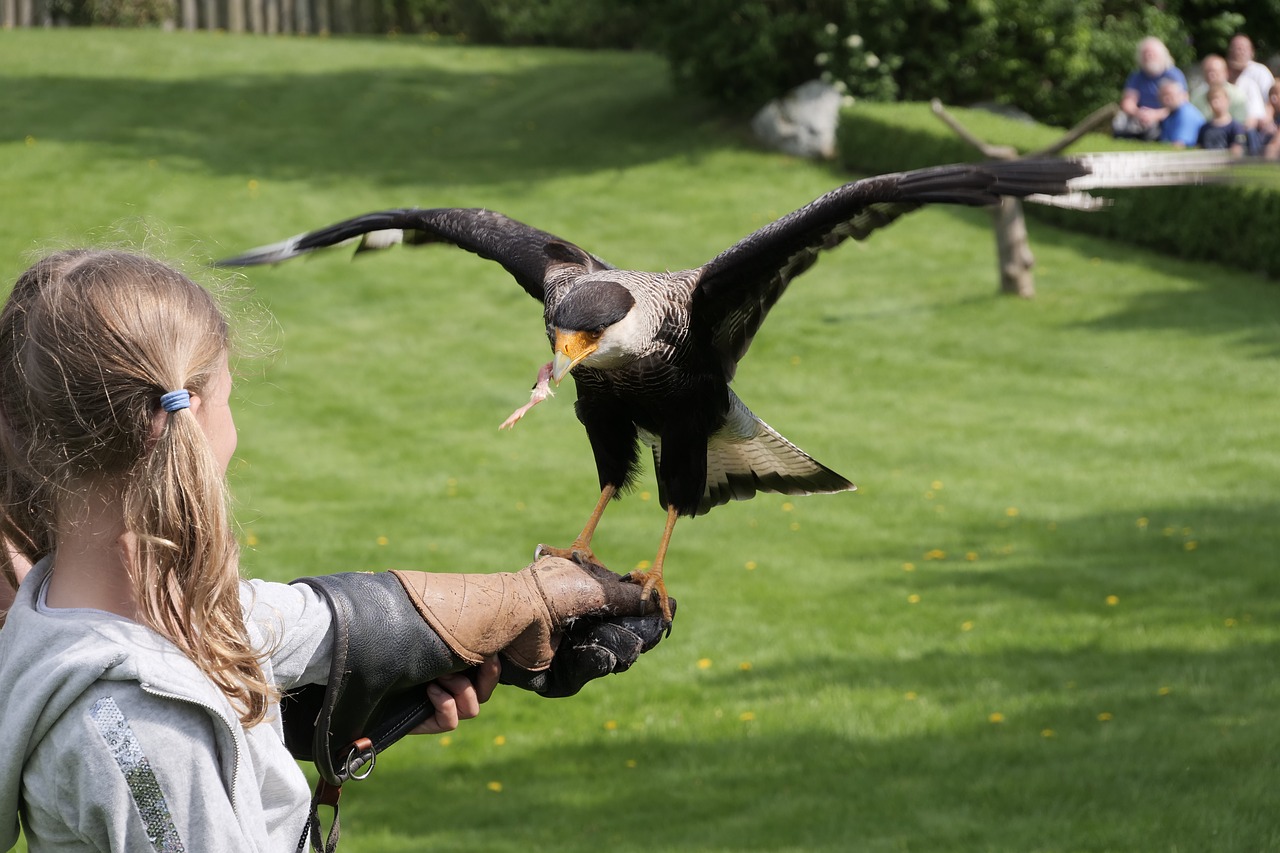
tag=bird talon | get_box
[535,542,600,569]
[625,568,671,624]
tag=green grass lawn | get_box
[3,29,1279,853]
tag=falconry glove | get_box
[283,557,667,853]
[498,603,675,697]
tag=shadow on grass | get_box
[318,499,1280,851]
[1025,219,1280,359]
[340,639,1280,851]
[0,61,732,188]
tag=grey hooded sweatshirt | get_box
[0,557,334,852]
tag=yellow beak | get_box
[551,329,600,383]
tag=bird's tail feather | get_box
[698,393,854,514]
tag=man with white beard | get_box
[1113,36,1188,140]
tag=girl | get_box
[0,250,666,852]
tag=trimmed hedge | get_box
[836,102,1280,279]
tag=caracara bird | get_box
[219,151,1236,622]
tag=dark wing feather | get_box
[216,208,614,303]
[692,159,1092,370]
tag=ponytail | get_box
[0,250,274,725]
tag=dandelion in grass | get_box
[904,691,918,701]
[907,594,921,604]
[744,560,757,571]
[486,781,503,793]
[244,531,259,547]
[924,549,946,561]
[697,658,712,670]
[988,712,1005,724]
[931,480,943,491]
[25,136,36,147]
[1106,595,1119,606]
[625,759,637,768]
[789,521,801,531]
[790,355,801,366]
[640,491,651,502]
[603,720,618,731]
[492,735,506,747]
[1005,507,1019,517]
[781,502,794,513]
[739,711,756,722]
[1097,712,1113,722]
[1225,618,1238,628]
[1158,686,1172,696]
[902,562,916,572]
[965,551,978,561]
[1184,540,1198,551]
[376,535,389,546]
[634,559,651,571]
[739,661,752,671]
[1041,729,1056,738]
[438,736,452,747]
[1137,517,1149,529]
[960,621,974,631]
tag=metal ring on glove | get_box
[342,738,377,781]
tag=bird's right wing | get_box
[216,208,614,303]
[693,151,1238,371]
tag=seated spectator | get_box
[1265,82,1280,159]
[1197,84,1249,156]
[1190,55,1250,125]
[1158,79,1205,148]
[1226,33,1275,126]
[1113,36,1188,140]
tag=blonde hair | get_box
[0,250,273,726]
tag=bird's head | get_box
[547,280,639,383]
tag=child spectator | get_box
[1158,79,1205,148]
[1197,84,1249,155]
[1265,81,1280,159]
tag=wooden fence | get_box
[2,0,382,33]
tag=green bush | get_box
[643,0,1280,126]
[836,102,1280,278]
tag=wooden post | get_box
[929,99,1119,298]
[227,0,245,33]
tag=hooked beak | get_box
[551,329,600,383]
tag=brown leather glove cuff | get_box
[389,556,651,672]
[390,567,554,670]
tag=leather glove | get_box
[389,556,652,671]
[284,557,663,786]
[499,599,675,697]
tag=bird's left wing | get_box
[216,208,614,303]
[692,152,1236,370]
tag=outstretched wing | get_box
[216,208,614,303]
[693,151,1236,370]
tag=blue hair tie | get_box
[160,390,191,413]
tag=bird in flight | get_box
[219,151,1236,622]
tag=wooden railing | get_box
[2,0,379,33]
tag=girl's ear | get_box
[188,394,203,418]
